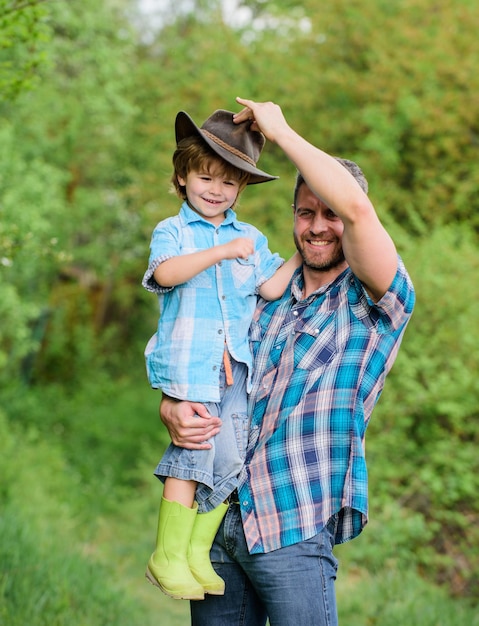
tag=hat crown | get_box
[200,110,265,168]
[175,109,277,184]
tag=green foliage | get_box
[0,373,196,625]
[0,0,147,384]
[1,0,478,619]
[0,506,146,626]
[2,375,478,625]
[0,406,154,626]
[336,560,479,626]
[0,0,51,100]
[235,0,479,231]
[368,224,479,594]
[0,118,67,381]
[3,372,162,502]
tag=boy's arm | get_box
[258,251,302,300]
[154,237,255,287]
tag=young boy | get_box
[142,108,300,600]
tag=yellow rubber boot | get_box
[145,498,204,600]
[188,503,228,595]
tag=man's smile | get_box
[307,239,331,247]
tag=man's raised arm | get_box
[234,97,398,302]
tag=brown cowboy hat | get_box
[175,109,278,185]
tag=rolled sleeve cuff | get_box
[142,256,175,294]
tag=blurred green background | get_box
[1,1,478,624]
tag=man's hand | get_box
[160,396,222,449]
[234,97,290,144]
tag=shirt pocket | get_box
[294,315,338,371]
[232,257,256,293]
[249,319,264,342]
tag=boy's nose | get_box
[209,180,221,195]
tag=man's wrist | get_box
[161,392,179,403]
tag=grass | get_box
[1,373,478,625]
[336,555,479,625]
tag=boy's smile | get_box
[178,168,241,226]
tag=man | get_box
[159,98,415,625]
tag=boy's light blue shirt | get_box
[142,201,283,402]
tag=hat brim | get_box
[175,111,278,185]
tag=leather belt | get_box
[226,489,240,504]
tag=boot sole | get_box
[145,567,205,600]
[204,588,225,596]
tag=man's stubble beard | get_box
[293,232,345,273]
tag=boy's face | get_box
[178,163,242,225]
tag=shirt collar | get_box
[179,201,240,229]
[290,266,351,303]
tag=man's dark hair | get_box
[293,158,368,208]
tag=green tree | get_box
[233,0,479,231]
[0,0,52,100]
[0,0,140,383]
[1,0,478,602]
[368,225,479,595]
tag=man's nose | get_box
[309,212,328,233]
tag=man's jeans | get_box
[190,502,339,626]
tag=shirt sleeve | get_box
[141,218,180,294]
[251,228,284,293]
[352,256,415,333]
[375,256,415,329]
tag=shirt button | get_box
[222,295,226,300]
[293,310,298,316]
[218,329,223,334]
[213,366,217,371]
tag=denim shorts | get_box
[154,359,249,513]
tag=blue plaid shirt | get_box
[237,258,415,554]
[142,202,283,402]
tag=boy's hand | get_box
[221,237,254,260]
